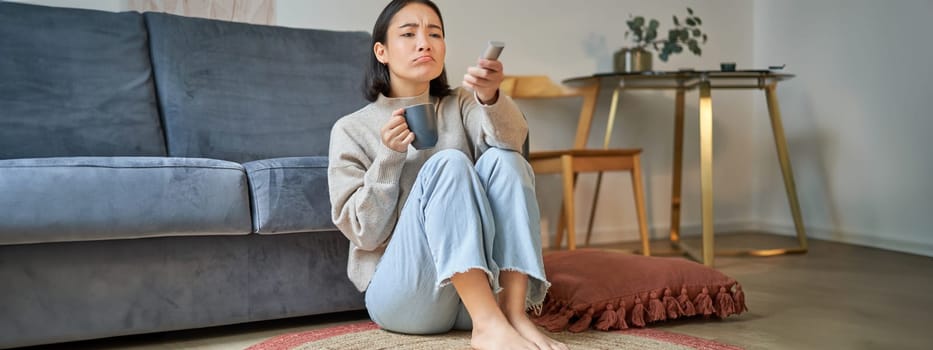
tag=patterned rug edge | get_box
[247,320,742,350]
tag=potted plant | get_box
[615,7,708,72]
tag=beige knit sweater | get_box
[328,87,527,291]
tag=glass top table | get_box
[566,70,795,89]
[561,70,807,266]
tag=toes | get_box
[547,340,568,350]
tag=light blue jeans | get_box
[365,148,549,334]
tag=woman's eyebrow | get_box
[398,23,443,30]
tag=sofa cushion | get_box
[145,12,371,163]
[244,157,334,234]
[0,157,252,245]
[0,3,166,160]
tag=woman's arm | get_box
[328,119,407,251]
[461,59,527,152]
[461,88,528,152]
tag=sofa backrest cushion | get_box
[145,13,371,163]
[0,3,167,159]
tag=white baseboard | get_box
[543,220,933,258]
[540,220,759,248]
[757,221,933,257]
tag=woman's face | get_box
[374,3,446,93]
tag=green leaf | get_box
[668,29,678,41]
[627,20,639,32]
[649,19,659,29]
[687,7,694,15]
[702,34,708,43]
[693,29,701,37]
[686,18,696,26]
[695,17,703,25]
[673,15,679,26]
[659,52,669,62]
[673,44,683,53]
[645,28,657,42]
[680,29,690,41]
[634,17,644,27]
[688,40,701,55]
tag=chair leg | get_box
[561,155,577,250]
[555,202,566,249]
[584,172,603,246]
[631,155,650,256]
[554,172,584,250]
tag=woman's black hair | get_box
[363,0,452,102]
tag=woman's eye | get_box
[401,33,414,37]
[430,33,443,38]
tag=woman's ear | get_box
[374,42,387,65]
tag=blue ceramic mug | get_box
[404,103,438,150]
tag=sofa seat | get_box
[0,157,252,245]
[244,156,334,234]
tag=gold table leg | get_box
[670,89,686,246]
[666,83,713,265]
[698,82,715,266]
[765,84,809,253]
[584,88,622,245]
[672,84,809,263]
[650,88,687,257]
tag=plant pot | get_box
[614,47,652,73]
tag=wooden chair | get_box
[501,76,650,255]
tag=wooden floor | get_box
[23,232,933,350]
[610,232,933,350]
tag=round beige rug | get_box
[247,321,742,350]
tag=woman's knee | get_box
[424,149,473,174]
[476,148,532,182]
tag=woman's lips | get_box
[414,56,434,63]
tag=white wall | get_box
[753,0,933,256]
[6,0,127,11]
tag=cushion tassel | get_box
[732,284,748,314]
[663,288,683,319]
[542,307,574,332]
[647,291,667,322]
[630,296,647,327]
[534,301,560,321]
[716,286,735,318]
[594,304,619,331]
[693,287,716,318]
[615,300,629,329]
[534,301,564,324]
[678,286,697,317]
[568,307,595,333]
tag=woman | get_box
[328,1,566,349]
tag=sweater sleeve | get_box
[328,119,407,251]
[461,88,528,152]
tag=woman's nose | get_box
[417,34,431,51]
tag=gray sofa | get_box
[0,3,370,348]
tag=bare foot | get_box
[506,311,569,350]
[471,316,537,350]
